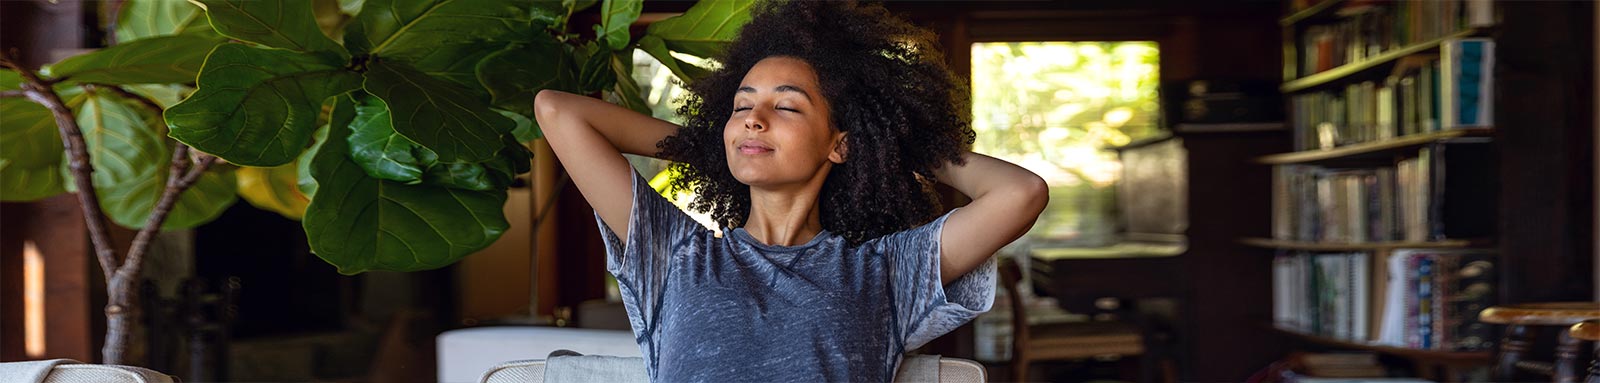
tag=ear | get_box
[828,132,848,164]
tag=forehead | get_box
[739,56,820,89]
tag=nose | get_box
[744,109,767,131]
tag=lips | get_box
[737,139,774,155]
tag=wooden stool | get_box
[1480,302,1600,382]
[1569,320,1599,383]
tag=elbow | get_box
[1020,172,1049,217]
[533,89,568,127]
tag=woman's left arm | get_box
[932,152,1049,284]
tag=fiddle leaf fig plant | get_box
[0,0,751,366]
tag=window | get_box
[970,41,1163,248]
[626,50,721,232]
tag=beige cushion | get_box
[479,355,986,383]
[0,359,175,383]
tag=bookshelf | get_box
[1281,28,1486,93]
[1278,0,1343,27]
[1241,238,1483,252]
[1269,325,1492,363]
[1255,128,1490,165]
[1264,0,1507,379]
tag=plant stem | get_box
[2,54,220,367]
[89,83,164,115]
[125,146,215,280]
[0,57,119,283]
[108,146,215,367]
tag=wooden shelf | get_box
[1279,0,1345,27]
[1240,237,1487,251]
[1255,128,1492,165]
[1281,28,1484,93]
[1271,326,1492,364]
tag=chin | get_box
[730,168,771,187]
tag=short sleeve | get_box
[593,169,707,346]
[871,208,998,350]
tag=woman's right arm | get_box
[533,89,682,239]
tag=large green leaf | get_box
[346,92,526,190]
[408,40,503,94]
[124,84,190,109]
[595,0,641,51]
[0,70,19,90]
[237,162,309,220]
[344,0,531,64]
[302,105,509,275]
[476,37,573,116]
[299,97,353,199]
[362,60,509,163]
[498,109,540,141]
[347,94,425,183]
[414,134,528,191]
[114,0,214,43]
[637,35,709,83]
[0,97,66,201]
[193,0,348,58]
[167,43,362,167]
[43,34,223,85]
[608,51,650,115]
[644,0,754,59]
[79,92,236,230]
[165,168,238,229]
[575,42,615,94]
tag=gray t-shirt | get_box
[594,170,996,382]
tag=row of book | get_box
[1271,249,1498,351]
[1290,39,1494,151]
[1295,0,1492,78]
[1271,142,1493,243]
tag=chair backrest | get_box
[0,359,175,383]
[997,257,1031,360]
[478,356,987,383]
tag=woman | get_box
[533,1,1047,381]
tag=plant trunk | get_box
[102,271,144,365]
[4,55,211,370]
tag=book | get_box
[1370,249,1498,350]
[1416,254,1434,349]
[1440,39,1495,129]
[1294,1,1485,79]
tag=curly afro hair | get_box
[656,0,974,244]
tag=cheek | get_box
[722,123,735,149]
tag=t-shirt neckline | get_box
[729,227,833,252]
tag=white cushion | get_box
[437,326,639,383]
[0,359,174,383]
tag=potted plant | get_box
[0,0,749,366]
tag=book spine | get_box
[1351,252,1370,341]
[1403,253,1422,348]
[1431,255,1458,349]
[1417,254,1436,349]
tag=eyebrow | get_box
[736,85,812,101]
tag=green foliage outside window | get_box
[970,41,1162,247]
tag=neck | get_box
[741,166,831,246]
